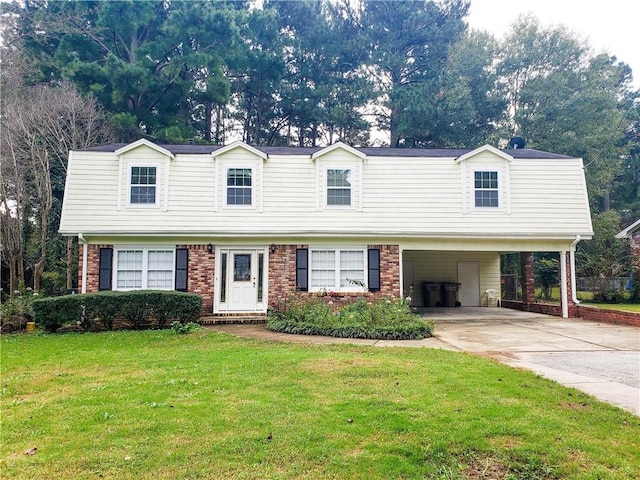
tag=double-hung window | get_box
[115,248,174,290]
[227,168,252,205]
[474,171,499,208]
[310,248,365,291]
[130,166,157,205]
[327,169,352,206]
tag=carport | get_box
[401,247,581,318]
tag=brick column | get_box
[371,244,400,298]
[268,244,302,302]
[563,251,578,317]
[520,252,536,307]
[179,245,215,315]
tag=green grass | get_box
[581,303,640,312]
[2,330,639,479]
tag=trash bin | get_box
[422,282,442,307]
[441,282,461,307]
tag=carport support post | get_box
[560,251,569,318]
[520,252,536,309]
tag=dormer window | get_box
[474,171,499,208]
[130,166,157,205]
[327,168,352,206]
[226,168,253,206]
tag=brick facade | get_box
[80,244,113,293]
[268,244,401,307]
[177,244,215,314]
[82,242,402,315]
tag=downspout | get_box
[570,235,581,305]
[78,233,88,294]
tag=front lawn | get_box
[2,330,639,479]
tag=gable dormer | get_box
[456,145,513,214]
[115,139,174,211]
[311,142,367,211]
[212,141,268,212]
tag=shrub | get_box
[32,291,203,332]
[0,288,40,321]
[32,295,84,333]
[593,289,624,304]
[84,292,123,331]
[171,321,201,334]
[268,295,433,340]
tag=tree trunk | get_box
[205,101,212,142]
[389,105,400,147]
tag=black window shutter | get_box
[368,248,381,292]
[296,248,308,291]
[175,248,188,292]
[98,248,113,291]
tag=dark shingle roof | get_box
[79,143,575,160]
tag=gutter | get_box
[78,233,88,294]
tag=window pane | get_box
[311,250,336,288]
[339,250,365,288]
[327,188,351,206]
[258,253,264,302]
[227,169,252,205]
[147,250,173,289]
[474,171,499,207]
[327,169,351,187]
[116,251,143,289]
[227,187,252,205]
[475,190,499,207]
[327,169,352,206]
[221,253,227,302]
[234,254,251,281]
[227,168,252,186]
[131,186,156,204]
[130,167,157,204]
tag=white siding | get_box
[60,144,593,248]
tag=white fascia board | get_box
[311,142,367,161]
[114,139,175,159]
[213,141,268,161]
[616,218,640,238]
[455,144,513,164]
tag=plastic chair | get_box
[485,289,501,307]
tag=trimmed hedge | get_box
[31,291,202,333]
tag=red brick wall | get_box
[178,245,215,314]
[80,244,113,293]
[268,244,401,307]
[520,252,536,306]
[82,243,401,314]
[576,305,640,327]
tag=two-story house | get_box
[59,139,593,319]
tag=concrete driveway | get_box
[209,307,640,415]
[428,309,640,416]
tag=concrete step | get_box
[199,314,267,325]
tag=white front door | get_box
[457,261,481,306]
[218,248,266,312]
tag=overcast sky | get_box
[466,0,639,88]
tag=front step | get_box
[199,314,267,325]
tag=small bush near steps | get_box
[267,295,433,340]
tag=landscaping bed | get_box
[267,295,433,340]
